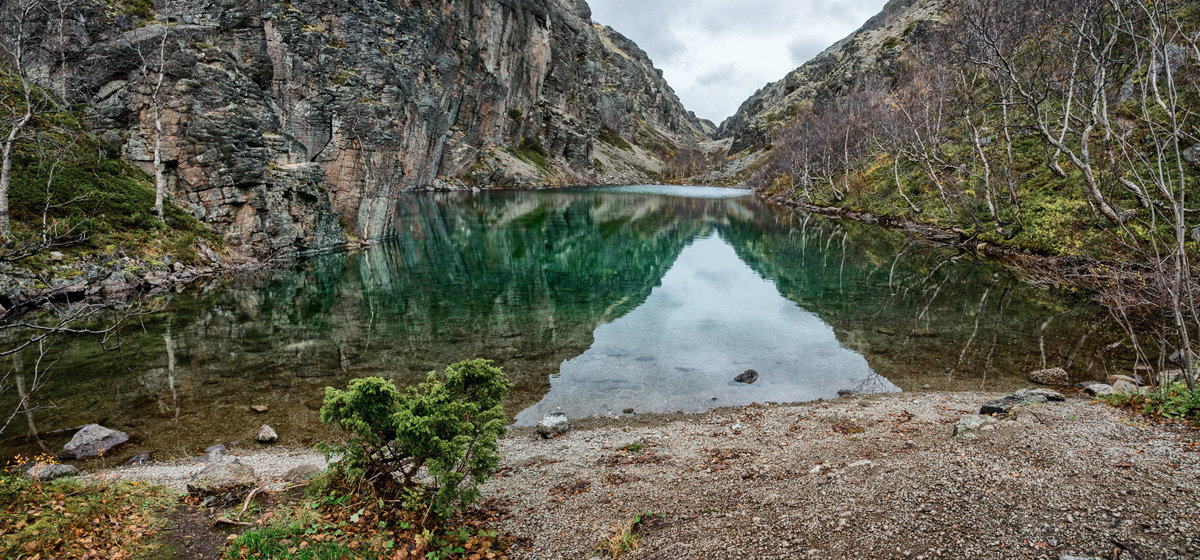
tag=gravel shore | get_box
[94,391,1200,559]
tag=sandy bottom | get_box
[95,392,1200,559]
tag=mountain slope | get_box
[18,0,709,255]
[716,0,945,154]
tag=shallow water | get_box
[1,186,1127,462]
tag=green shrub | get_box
[319,359,512,519]
[1145,382,1200,420]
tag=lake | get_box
[1,185,1126,462]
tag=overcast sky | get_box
[587,0,888,123]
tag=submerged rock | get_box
[25,463,79,481]
[187,460,257,507]
[256,425,278,444]
[1028,367,1069,386]
[61,424,130,460]
[734,369,759,384]
[536,412,570,438]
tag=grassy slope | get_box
[1,73,218,274]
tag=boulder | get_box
[981,390,1048,415]
[1028,367,1068,386]
[186,460,257,507]
[60,424,130,460]
[953,414,995,437]
[734,369,759,384]
[1029,388,1066,402]
[1075,381,1117,397]
[283,464,323,483]
[1111,379,1139,393]
[536,412,570,438]
[25,463,79,481]
[1107,374,1142,386]
[256,425,278,444]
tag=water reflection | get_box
[516,233,893,422]
[0,186,1125,461]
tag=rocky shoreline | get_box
[76,390,1199,559]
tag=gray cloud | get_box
[587,0,887,122]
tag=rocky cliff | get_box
[30,0,708,255]
[716,0,945,154]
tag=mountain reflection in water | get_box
[0,186,1122,461]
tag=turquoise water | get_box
[1,186,1124,461]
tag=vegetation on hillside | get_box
[750,0,1200,387]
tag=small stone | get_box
[536,412,570,438]
[734,369,759,384]
[1028,367,1069,386]
[874,327,897,335]
[921,384,931,390]
[622,408,635,414]
[48,251,66,261]
[837,389,859,397]
[847,459,874,469]
[250,405,269,413]
[256,425,278,444]
[25,463,79,481]
[953,414,994,437]
[61,424,130,460]
[124,452,152,467]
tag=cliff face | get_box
[38,0,707,255]
[716,0,945,154]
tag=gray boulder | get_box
[981,389,1048,415]
[60,424,130,460]
[1075,381,1117,397]
[953,415,995,437]
[1029,388,1066,402]
[186,459,257,507]
[25,462,79,481]
[256,425,278,444]
[1028,367,1068,386]
[536,412,570,438]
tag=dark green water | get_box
[1,186,1127,462]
